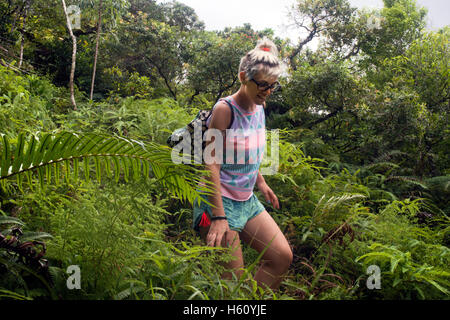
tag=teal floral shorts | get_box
[193,193,266,232]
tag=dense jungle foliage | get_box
[0,0,448,300]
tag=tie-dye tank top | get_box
[206,96,266,201]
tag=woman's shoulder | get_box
[209,100,233,131]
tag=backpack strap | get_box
[218,98,235,129]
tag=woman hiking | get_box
[193,37,293,290]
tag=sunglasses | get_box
[250,79,281,92]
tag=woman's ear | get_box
[239,71,248,84]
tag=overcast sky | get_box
[157,0,449,44]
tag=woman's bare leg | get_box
[239,211,293,290]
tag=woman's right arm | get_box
[204,101,232,247]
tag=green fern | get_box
[363,161,401,172]
[0,288,32,300]
[385,175,429,189]
[356,242,450,298]
[0,216,25,226]
[371,150,410,164]
[423,175,450,192]
[0,131,212,204]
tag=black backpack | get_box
[166,99,234,163]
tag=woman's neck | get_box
[232,89,256,112]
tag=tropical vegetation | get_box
[0,0,448,300]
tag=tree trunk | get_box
[19,0,31,68]
[90,0,103,101]
[61,0,77,110]
[18,36,24,68]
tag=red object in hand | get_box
[199,211,211,227]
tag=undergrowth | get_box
[0,66,448,300]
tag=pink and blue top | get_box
[206,96,266,201]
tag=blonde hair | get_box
[239,37,282,80]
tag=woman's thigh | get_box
[239,210,292,263]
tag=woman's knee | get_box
[263,244,293,274]
[278,244,293,270]
[284,245,294,268]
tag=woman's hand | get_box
[257,181,280,210]
[206,218,231,247]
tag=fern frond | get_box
[0,288,32,300]
[372,150,409,163]
[0,216,25,226]
[19,232,53,242]
[363,161,400,171]
[385,176,429,189]
[315,193,366,216]
[423,176,450,192]
[0,131,212,204]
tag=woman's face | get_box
[244,71,279,105]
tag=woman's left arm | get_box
[256,171,280,210]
